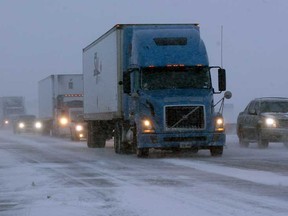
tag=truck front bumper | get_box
[137,131,225,149]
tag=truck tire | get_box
[137,148,149,158]
[132,124,149,158]
[114,122,129,154]
[87,134,105,148]
[94,135,106,148]
[210,146,223,157]
[87,121,106,148]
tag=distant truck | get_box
[38,74,84,137]
[83,24,231,157]
[0,96,26,128]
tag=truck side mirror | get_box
[123,73,131,94]
[218,68,226,91]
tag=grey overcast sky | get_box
[0,0,287,120]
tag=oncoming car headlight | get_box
[35,121,42,129]
[215,116,224,132]
[18,122,25,129]
[75,125,83,132]
[265,118,277,127]
[142,119,155,133]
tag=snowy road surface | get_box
[0,129,288,216]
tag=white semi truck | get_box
[38,74,84,137]
[0,96,26,128]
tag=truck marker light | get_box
[167,64,185,67]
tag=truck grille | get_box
[165,105,205,130]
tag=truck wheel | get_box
[137,148,149,158]
[131,124,148,157]
[94,135,106,148]
[210,146,223,157]
[87,121,106,148]
[114,122,129,154]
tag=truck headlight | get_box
[75,125,83,132]
[265,118,276,127]
[215,117,224,132]
[18,122,25,128]
[59,117,69,126]
[142,119,155,133]
[35,121,42,129]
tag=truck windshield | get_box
[141,66,211,90]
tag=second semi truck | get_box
[38,74,85,138]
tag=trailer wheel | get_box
[94,134,106,148]
[87,121,105,148]
[210,146,223,157]
[137,148,149,158]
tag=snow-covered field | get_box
[0,130,288,216]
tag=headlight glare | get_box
[59,117,69,126]
[142,119,155,133]
[265,118,276,127]
[215,117,224,132]
[75,125,83,131]
[18,122,25,128]
[35,121,42,129]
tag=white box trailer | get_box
[83,28,120,120]
[38,74,84,136]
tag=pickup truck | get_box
[237,97,288,148]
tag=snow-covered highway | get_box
[0,129,288,216]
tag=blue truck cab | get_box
[83,24,230,157]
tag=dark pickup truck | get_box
[237,97,288,148]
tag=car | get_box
[13,115,43,134]
[237,97,288,148]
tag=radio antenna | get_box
[220,25,223,68]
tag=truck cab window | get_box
[140,66,211,90]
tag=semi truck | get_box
[83,24,231,157]
[38,74,85,137]
[0,96,26,128]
